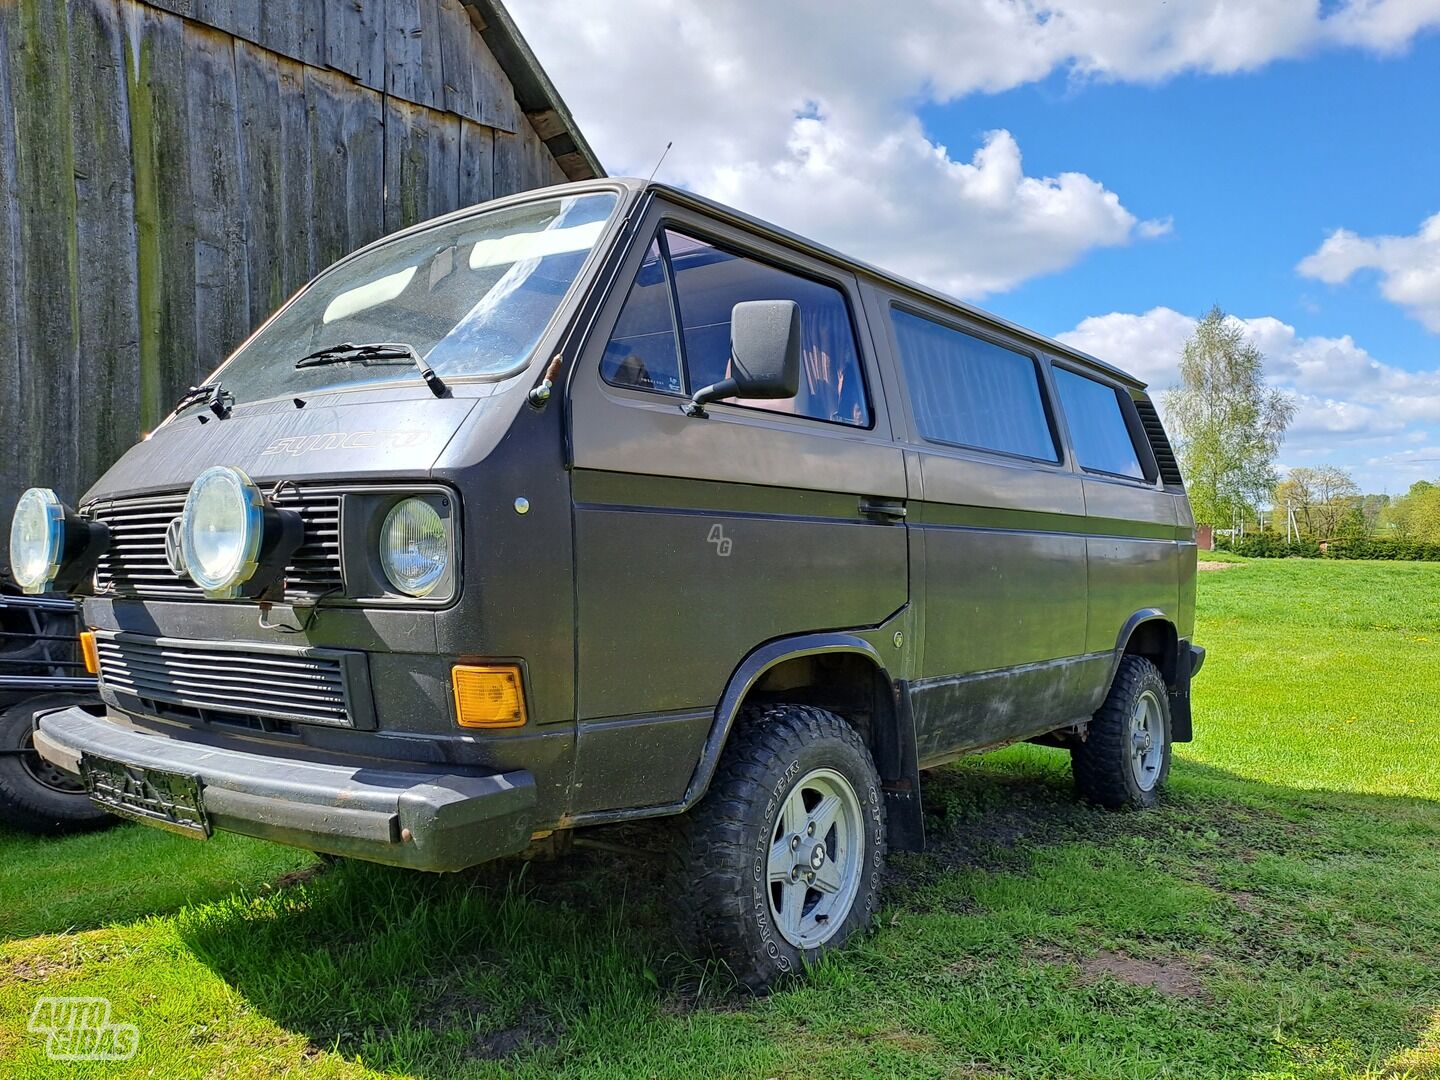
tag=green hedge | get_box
[1219,535,1440,561]
[1324,537,1440,561]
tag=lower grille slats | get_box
[90,489,344,601]
[95,634,356,727]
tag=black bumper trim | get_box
[34,707,536,872]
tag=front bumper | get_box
[33,707,537,872]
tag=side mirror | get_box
[685,300,801,417]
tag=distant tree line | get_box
[1160,306,1436,560]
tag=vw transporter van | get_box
[11,179,1203,989]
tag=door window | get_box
[890,308,1057,460]
[601,228,871,427]
[1053,367,1146,479]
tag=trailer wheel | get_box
[670,704,887,992]
[1071,656,1172,809]
[0,697,116,835]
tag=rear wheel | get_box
[0,697,116,835]
[1070,656,1172,809]
[671,704,886,992]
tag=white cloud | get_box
[1297,212,1440,332]
[1056,307,1440,491]
[511,0,1440,299]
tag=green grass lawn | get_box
[2,559,1438,1078]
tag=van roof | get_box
[623,178,1146,390]
[342,176,1150,390]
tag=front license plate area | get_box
[80,753,210,838]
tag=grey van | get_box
[11,178,1202,989]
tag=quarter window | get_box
[601,238,684,395]
[889,309,1056,460]
[602,228,871,427]
[1053,368,1146,480]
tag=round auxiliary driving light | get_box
[179,466,266,597]
[380,498,448,597]
[9,488,66,593]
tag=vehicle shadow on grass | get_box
[0,819,315,942]
[173,752,1440,1076]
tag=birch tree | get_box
[1163,307,1294,527]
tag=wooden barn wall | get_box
[0,0,570,519]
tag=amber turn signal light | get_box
[452,664,527,728]
[79,630,99,675]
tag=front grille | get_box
[0,591,95,691]
[90,489,343,600]
[95,632,370,728]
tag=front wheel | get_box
[671,705,887,992]
[0,697,117,835]
[1070,656,1172,809]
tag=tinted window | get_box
[890,309,1056,460]
[666,231,870,426]
[601,238,684,395]
[1053,368,1146,479]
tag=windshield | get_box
[188,192,619,409]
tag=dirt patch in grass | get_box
[1197,561,1240,572]
[887,766,1105,898]
[1078,949,1205,997]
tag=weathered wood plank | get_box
[195,0,258,48]
[468,15,518,133]
[342,84,385,252]
[323,0,383,88]
[124,1,198,429]
[305,64,352,269]
[492,126,519,199]
[430,109,461,216]
[68,0,142,485]
[415,0,444,111]
[438,0,475,119]
[13,0,82,499]
[458,118,494,207]
[259,0,322,68]
[383,95,426,231]
[0,5,26,516]
[384,0,422,104]
[275,55,315,296]
[234,37,286,326]
[184,22,249,378]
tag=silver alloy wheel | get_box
[766,766,865,949]
[1129,689,1165,791]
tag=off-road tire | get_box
[0,697,116,835]
[671,704,887,992]
[1071,656,1171,809]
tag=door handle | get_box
[859,497,907,522]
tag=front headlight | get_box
[180,466,265,597]
[380,498,449,597]
[9,488,65,592]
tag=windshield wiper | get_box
[174,381,234,419]
[295,341,447,398]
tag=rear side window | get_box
[889,308,1056,460]
[602,228,871,427]
[1053,368,1146,480]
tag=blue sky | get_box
[973,38,1440,366]
[513,1,1440,492]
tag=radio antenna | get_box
[647,141,673,183]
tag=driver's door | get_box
[565,205,909,814]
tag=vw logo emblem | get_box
[164,517,189,578]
